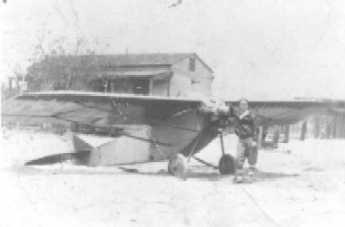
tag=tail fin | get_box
[25,150,90,166]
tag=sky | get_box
[1,0,345,100]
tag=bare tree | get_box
[169,0,183,8]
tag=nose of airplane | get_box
[199,97,229,115]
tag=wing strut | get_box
[192,156,218,169]
[219,132,226,155]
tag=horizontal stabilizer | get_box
[25,150,90,166]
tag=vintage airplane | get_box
[2,91,344,177]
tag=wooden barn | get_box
[26,53,214,97]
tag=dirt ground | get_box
[1,129,345,227]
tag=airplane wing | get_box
[227,100,345,126]
[3,91,344,131]
[2,91,202,132]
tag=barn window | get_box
[189,57,196,72]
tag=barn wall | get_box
[151,79,169,96]
[170,56,213,97]
[169,73,193,97]
[27,55,214,97]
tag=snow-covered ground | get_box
[1,129,345,227]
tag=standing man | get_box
[232,98,258,183]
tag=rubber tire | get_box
[218,154,236,175]
[168,154,187,178]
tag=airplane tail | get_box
[25,150,90,166]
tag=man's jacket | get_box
[233,110,257,140]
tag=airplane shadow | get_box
[185,170,299,182]
[11,165,123,176]
[12,164,299,183]
[106,167,300,183]
[248,171,299,182]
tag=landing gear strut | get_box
[167,128,236,178]
[218,132,235,175]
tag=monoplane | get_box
[2,91,343,176]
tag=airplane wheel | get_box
[218,154,235,175]
[168,154,187,178]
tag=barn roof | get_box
[35,53,213,73]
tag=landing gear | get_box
[218,154,235,175]
[218,131,236,175]
[168,154,187,178]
